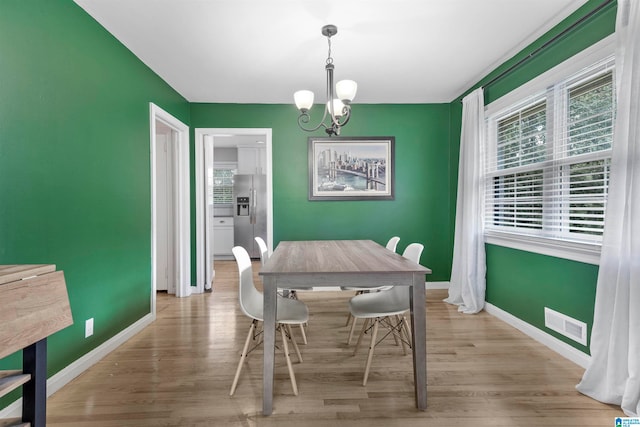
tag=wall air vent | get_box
[544,307,587,346]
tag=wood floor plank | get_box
[45,260,623,426]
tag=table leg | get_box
[23,338,47,427]
[410,273,427,410]
[263,276,277,415]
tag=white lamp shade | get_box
[327,99,346,117]
[294,90,314,111]
[336,80,357,102]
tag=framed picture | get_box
[308,136,395,201]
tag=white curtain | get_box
[576,0,640,416]
[445,88,486,314]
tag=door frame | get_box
[150,103,191,313]
[194,128,273,294]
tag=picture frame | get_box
[308,136,395,201]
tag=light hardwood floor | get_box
[46,261,622,426]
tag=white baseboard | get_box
[0,313,155,419]
[426,281,449,290]
[484,302,591,368]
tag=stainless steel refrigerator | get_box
[233,174,267,258]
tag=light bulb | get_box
[327,99,346,117]
[294,90,314,111]
[336,80,357,102]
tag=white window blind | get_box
[485,57,615,246]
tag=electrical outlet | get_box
[85,318,94,338]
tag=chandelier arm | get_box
[297,111,330,133]
[336,107,352,127]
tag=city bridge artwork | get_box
[308,136,395,201]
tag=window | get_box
[209,167,235,205]
[485,51,615,264]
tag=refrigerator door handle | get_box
[250,188,257,225]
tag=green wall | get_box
[450,0,616,353]
[485,246,599,350]
[0,0,189,407]
[190,103,453,281]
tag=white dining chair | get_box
[229,245,309,396]
[385,236,400,253]
[343,236,400,327]
[347,242,424,386]
[255,236,308,344]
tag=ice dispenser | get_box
[236,196,250,216]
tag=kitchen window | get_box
[210,167,235,205]
[484,42,615,265]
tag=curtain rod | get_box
[480,0,615,90]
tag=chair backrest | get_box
[402,242,423,264]
[385,236,400,253]
[387,242,425,304]
[255,236,269,266]
[232,246,264,321]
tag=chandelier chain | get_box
[326,36,333,65]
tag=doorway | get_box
[154,120,177,294]
[150,103,191,314]
[194,128,273,293]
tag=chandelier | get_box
[294,25,357,137]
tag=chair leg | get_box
[347,314,359,345]
[353,318,370,356]
[391,315,401,347]
[396,316,408,356]
[280,325,298,395]
[229,319,256,396]
[299,323,308,345]
[345,311,353,327]
[402,315,413,342]
[345,290,364,327]
[401,314,412,345]
[286,324,303,363]
[288,290,308,345]
[363,318,379,386]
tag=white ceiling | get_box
[74,0,588,104]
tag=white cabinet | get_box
[237,147,266,175]
[213,217,234,256]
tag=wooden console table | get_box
[0,265,73,427]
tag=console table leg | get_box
[22,338,47,427]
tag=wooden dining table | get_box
[258,239,432,415]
